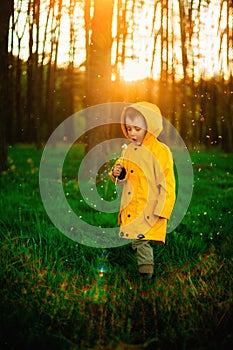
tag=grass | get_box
[0,144,233,349]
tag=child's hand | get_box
[112,164,123,177]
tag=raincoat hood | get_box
[121,101,163,142]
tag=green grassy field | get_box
[0,145,233,350]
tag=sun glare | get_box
[119,60,149,82]
[10,0,231,82]
[57,3,86,67]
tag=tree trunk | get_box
[222,77,233,152]
[85,0,114,107]
[7,1,15,145]
[46,0,62,140]
[84,0,114,151]
[178,0,188,142]
[26,0,41,146]
[0,0,13,171]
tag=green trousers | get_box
[132,240,154,274]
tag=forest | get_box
[0,0,232,171]
[0,1,233,349]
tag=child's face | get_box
[125,114,147,145]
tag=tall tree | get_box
[0,0,14,171]
[13,3,27,143]
[45,0,63,138]
[26,0,40,144]
[158,0,169,113]
[220,0,233,152]
[84,0,114,152]
[177,0,189,141]
[85,0,114,107]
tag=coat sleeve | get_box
[153,148,176,219]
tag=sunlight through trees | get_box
[0,0,232,167]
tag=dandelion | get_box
[27,158,33,164]
[31,167,38,174]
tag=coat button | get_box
[137,234,145,239]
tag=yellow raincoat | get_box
[110,102,176,243]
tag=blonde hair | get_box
[124,107,147,129]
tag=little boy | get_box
[110,102,176,279]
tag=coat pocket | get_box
[144,202,159,227]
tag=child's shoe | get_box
[140,272,153,279]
